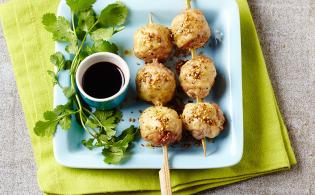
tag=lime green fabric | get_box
[0,0,296,194]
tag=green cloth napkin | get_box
[0,0,296,194]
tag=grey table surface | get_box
[0,0,314,194]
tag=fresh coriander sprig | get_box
[34,0,138,164]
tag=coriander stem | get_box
[71,13,77,38]
[71,20,99,74]
[89,20,99,32]
[68,20,102,138]
[82,107,105,128]
[71,73,96,136]
[70,74,75,90]
[75,94,97,137]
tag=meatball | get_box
[179,55,216,99]
[139,106,182,146]
[136,62,176,106]
[171,9,211,50]
[181,103,225,140]
[134,23,173,62]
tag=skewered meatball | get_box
[171,9,211,50]
[181,102,225,140]
[139,106,182,146]
[179,55,216,99]
[134,23,173,62]
[136,62,176,106]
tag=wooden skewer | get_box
[196,98,207,157]
[155,102,172,194]
[186,0,191,9]
[148,12,153,24]
[159,145,172,195]
[201,138,207,157]
[187,0,207,158]
[191,49,197,59]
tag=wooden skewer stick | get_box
[148,12,153,24]
[155,102,172,194]
[186,0,207,157]
[191,49,197,59]
[196,97,207,157]
[186,0,191,9]
[201,138,207,157]
[159,145,172,195]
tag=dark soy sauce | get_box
[82,62,124,99]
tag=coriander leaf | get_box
[113,111,123,122]
[116,125,139,142]
[79,45,93,60]
[34,120,58,137]
[44,111,58,120]
[94,110,113,121]
[85,110,121,140]
[47,70,58,85]
[91,28,114,41]
[65,41,78,54]
[92,40,118,54]
[42,13,76,43]
[76,9,97,32]
[104,129,116,140]
[59,115,72,130]
[85,118,98,129]
[102,147,124,164]
[50,52,65,71]
[54,103,75,117]
[42,13,57,32]
[98,2,128,27]
[94,110,121,130]
[102,126,139,164]
[82,138,96,150]
[64,60,72,70]
[34,103,75,137]
[63,87,75,98]
[93,110,119,139]
[54,104,69,115]
[98,134,110,143]
[66,0,96,13]
[75,28,86,41]
[83,45,93,54]
[54,100,74,113]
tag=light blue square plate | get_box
[53,0,243,169]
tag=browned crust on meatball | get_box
[139,106,182,146]
[143,131,181,146]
